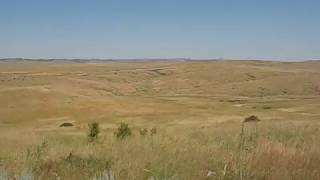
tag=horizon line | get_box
[1,57,320,62]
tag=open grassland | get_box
[1,60,320,179]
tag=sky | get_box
[0,0,319,60]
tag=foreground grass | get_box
[1,120,320,180]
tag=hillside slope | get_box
[0,60,320,131]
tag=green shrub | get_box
[150,127,157,135]
[88,122,100,142]
[139,128,148,136]
[114,123,132,139]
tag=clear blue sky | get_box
[1,0,319,60]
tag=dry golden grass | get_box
[1,121,320,179]
[1,60,320,179]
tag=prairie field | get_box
[1,60,320,179]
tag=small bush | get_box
[139,128,148,136]
[114,123,132,139]
[150,127,157,135]
[88,122,100,142]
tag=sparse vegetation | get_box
[114,123,132,140]
[88,122,100,142]
[1,121,320,179]
[150,127,157,136]
[139,128,148,136]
